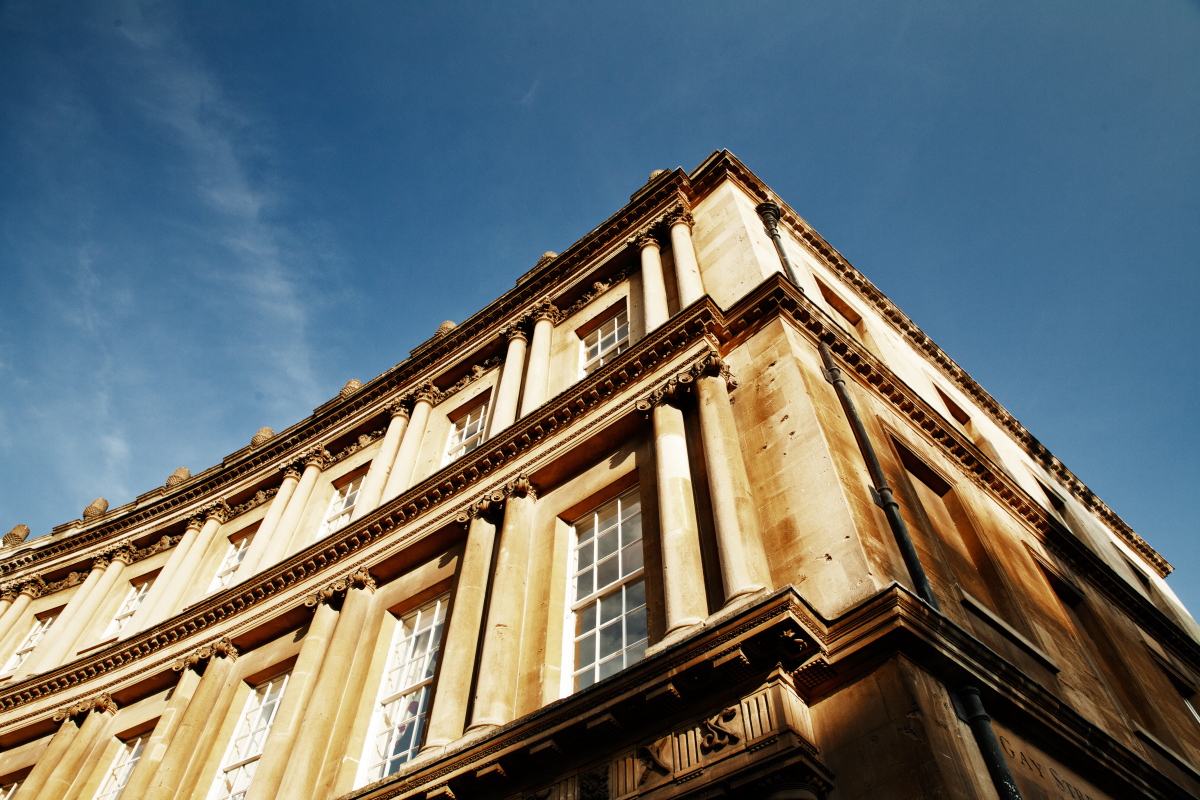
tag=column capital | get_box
[636,372,695,415]
[16,575,50,598]
[172,636,239,672]
[384,398,412,419]
[501,322,530,343]
[412,382,445,407]
[629,228,662,250]
[202,499,234,524]
[280,462,304,480]
[694,351,738,390]
[504,473,538,500]
[755,200,782,233]
[299,445,331,470]
[1,582,21,602]
[303,567,377,607]
[97,542,137,567]
[53,692,118,723]
[664,204,695,229]
[531,298,562,325]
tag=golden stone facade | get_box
[1,152,1197,800]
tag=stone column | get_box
[37,694,118,800]
[118,666,202,800]
[243,597,340,800]
[519,304,558,418]
[261,448,328,566]
[12,711,82,800]
[693,357,770,602]
[352,400,412,520]
[424,500,502,747]
[151,503,230,621]
[130,519,205,631]
[26,557,110,672]
[470,477,536,730]
[276,570,376,800]
[489,325,530,436]
[237,466,303,576]
[635,231,669,332]
[638,384,707,634]
[142,638,239,800]
[0,581,40,650]
[382,385,442,502]
[667,207,705,306]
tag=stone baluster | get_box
[634,230,670,332]
[489,324,530,436]
[260,448,328,566]
[666,206,705,306]
[519,304,558,418]
[25,554,112,673]
[470,477,537,730]
[638,379,707,635]
[353,399,413,520]
[151,503,230,621]
[693,355,771,602]
[244,592,342,800]
[424,495,504,748]
[142,639,240,800]
[117,666,202,800]
[35,694,119,800]
[236,465,304,577]
[276,570,376,800]
[382,384,442,502]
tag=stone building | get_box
[0,151,1197,800]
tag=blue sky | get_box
[1,2,1197,610]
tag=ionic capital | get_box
[504,473,538,501]
[52,692,118,723]
[304,567,377,607]
[172,637,238,672]
[694,351,738,390]
[636,372,695,415]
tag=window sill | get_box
[959,590,1060,674]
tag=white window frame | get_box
[0,780,21,800]
[579,306,629,377]
[103,577,155,639]
[562,487,647,695]
[206,671,290,800]
[318,473,365,539]
[208,531,257,593]
[2,609,59,673]
[94,733,149,800]
[443,399,489,465]
[359,595,448,786]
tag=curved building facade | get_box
[1,152,1198,800]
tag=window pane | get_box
[597,529,618,559]
[576,568,594,601]
[600,592,623,625]
[597,556,620,589]
[578,604,596,634]
[598,620,623,660]
[621,542,643,577]
[576,632,596,668]
[626,604,648,646]
[598,653,624,680]
[625,579,646,611]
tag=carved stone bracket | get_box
[172,637,238,672]
[303,567,377,607]
[52,692,118,723]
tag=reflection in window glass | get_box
[361,596,448,784]
[569,488,646,691]
[445,403,489,464]
[581,309,629,375]
[319,475,364,538]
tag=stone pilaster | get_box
[353,399,413,520]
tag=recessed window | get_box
[580,307,630,376]
[0,781,20,800]
[567,488,647,692]
[103,577,156,639]
[95,733,149,800]
[814,277,866,340]
[444,400,489,464]
[319,473,365,538]
[209,672,290,800]
[934,386,972,427]
[208,531,257,593]
[361,596,448,783]
[2,609,60,673]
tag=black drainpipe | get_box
[756,206,1023,800]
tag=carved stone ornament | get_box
[339,378,363,398]
[303,567,377,607]
[99,542,138,566]
[636,353,736,416]
[454,475,537,523]
[3,524,30,547]
[412,383,445,406]
[629,229,660,250]
[202,500,234,524]
[665,204,695,229]
[250,427,275,447]
[0,583,19,602]
[82,498,109,520]
[695,351,738,390]
[52,693,118,722]
[435,320,457,337]
[648,169,668,181]
[172,637,239,672]
[501,323,530,343]
[699,707,740,753]
[18,575,49,598]
[299,446,331,470]
[281,463,303,481]
[384,398,412,419]
[532,297,563,325]
[165,467,191,488]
